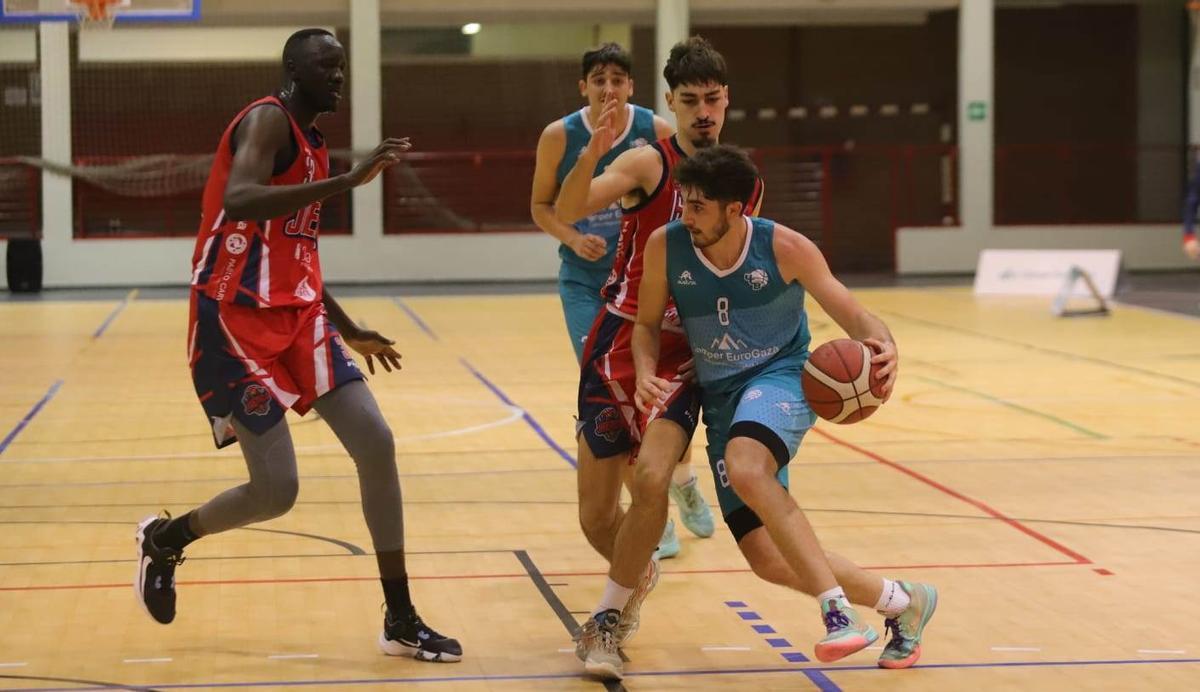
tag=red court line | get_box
[811,427,1092,564]
[0,560,1083,593]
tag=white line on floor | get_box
[866,645,885,650]
[123,657,172,664]
[991,647,1041,652]
[557,648,575,653]
[1137,649,1186,655]
[0,662,28,668]
[701,646,752,652]
[268,654,320,660]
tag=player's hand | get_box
[635,374,675,414]
[343,329,403,375]
[1185,236,1200,260]
[570,233,607,261]
[677,357,697,382]
[863,338,897,401]
[347,138,412,187]
[583,96,620,161]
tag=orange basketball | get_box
[801,339,887,424]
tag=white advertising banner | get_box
[973,249,1122,297]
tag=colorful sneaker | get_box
[617,558,660,644]
[668,476,715,538]
[573,609,623,680]
[878,582,938,669]
[653,518,680,560]
[134,513,185,625]
[379,608,463,662]
[813,598,878,663]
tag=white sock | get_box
[817,586,850,609]
[591,578,634,617]
[671,463,695,486]
[874,579,911,617]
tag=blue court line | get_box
[391,297,439,341]
[8,658,1196,691]
[391,297,576,468]
[459,358,577,468]
[727,601,841,692]
[92,289,138,339]
[0,380,63,457]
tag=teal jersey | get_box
[555,103,657,271]
[665,217,810,396]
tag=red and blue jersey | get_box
[190,95,328,309]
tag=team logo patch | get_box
[630,137,648,148]
[677,270,696,286]
[745,268,769,291]
[594,406,623,443]
[743,389,763,402]
[241,383,272,417]
[293,277,317,302]
[225,233,248,255]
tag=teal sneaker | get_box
[878,582,938,669]
[653,518,680,560]
[668,477,715,538]
[813,598,878,663]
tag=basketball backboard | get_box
[0,0,199,23]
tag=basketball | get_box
[801,338,887,424]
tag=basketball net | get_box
[68,0,127,30]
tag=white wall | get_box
[1,233,559,288]
[0,29,37,62]
[897,224,1194,274]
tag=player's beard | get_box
[690,215,730,248]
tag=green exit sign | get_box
[968,101,987,121]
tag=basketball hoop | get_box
[68,0,128,29]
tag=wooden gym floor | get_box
[0,280,1198,690]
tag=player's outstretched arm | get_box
[775,225,898,399]
[322,289,402,376]
[632,227,673,413]
[530,121,605,261]
[555,99,652,224]
[223,105,410,221]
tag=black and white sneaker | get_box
[378,609,462,662]
[134,514,185,624]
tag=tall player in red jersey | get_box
[556,37,762,678]
[133,29,461,663]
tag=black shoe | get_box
[378,608,463,662]
[134,514,185,624]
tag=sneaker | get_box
[573,609,623,680]
[379,608,463,662]
[653,518,680,560]
[616,557,660,644]
[134,513,185,625]
[669,477,715,538]
[813,598,878,663]
[878,582,938,669]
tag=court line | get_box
[4,658,1199,691]
[391,297,439,340]
[810,427,1092,564]
[0,561,1082,593]
[880,308,1200,389]
[0,404,525,465]
[92,289,138,339]
[459,358,577,468]
[912,374,1105,439]
[392,297,577,468]
[0,466,570,489]
[725,600,840,691]
[0,380,64,457]
[513,549,626,690]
